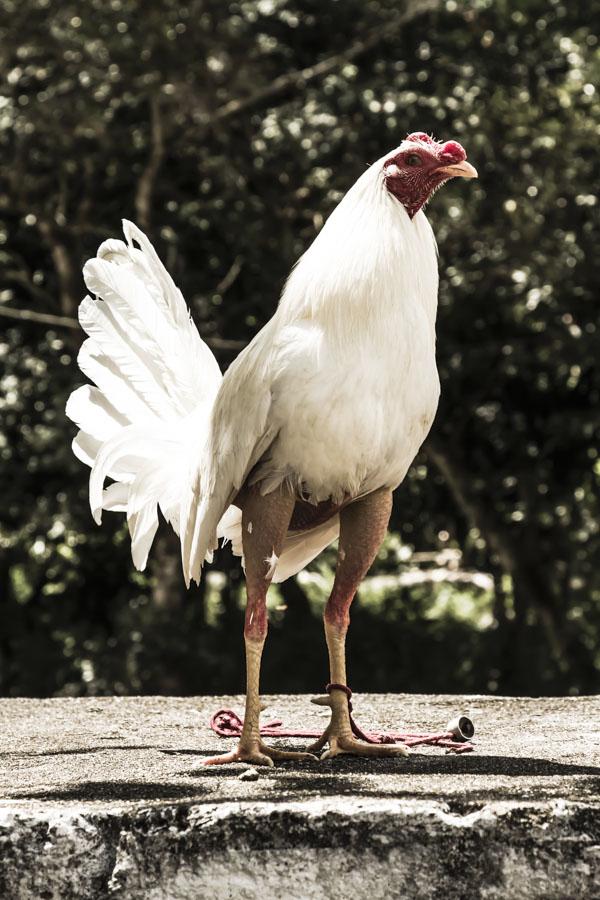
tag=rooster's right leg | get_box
[204,485,316,767]
[309,487,410,760]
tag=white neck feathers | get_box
[278,156,439,332]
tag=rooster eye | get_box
[405,153,423,167]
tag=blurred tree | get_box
[0,0,598,698]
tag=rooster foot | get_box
[312,728,411,760]
[309,696,410,760]
[203,739,317,767]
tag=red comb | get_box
[406,132,435,144]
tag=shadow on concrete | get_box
[191,752,600,778]
[8,767,600,807]
[159,748,212,756]
[9,781,210,802]
[269,770,600,804]
[0,745,163,759]
[187,753,600,804]
[10,774,600,808]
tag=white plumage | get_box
[67,144,441,584]
[66,221,222,570]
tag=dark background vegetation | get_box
[0,0,598,699]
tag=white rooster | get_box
[66,133,477,765]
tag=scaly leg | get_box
[204,485,316,767]
[309,488,410,760]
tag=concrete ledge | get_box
[1,695,600,898]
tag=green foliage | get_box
[0,0,598,697]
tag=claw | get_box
[307,727,330,754]
[203,749,275,767]
[311,695,333,707]
[269,749,318,763]
[320,749,336,760]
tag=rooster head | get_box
[383,132,477,219]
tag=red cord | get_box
[209,687,475,754]
[209,708,323,740]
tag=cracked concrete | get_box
[1,694,600,898]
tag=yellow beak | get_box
[439,160,478,179]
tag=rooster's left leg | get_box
[204,485,316,767]
[310,487,410,760]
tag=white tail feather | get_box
[128,503,159,570]
[77,342,156,422]
[66,221,222,570]
[66,385,128,442]
[102,482,129,512]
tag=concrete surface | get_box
[1,693,600,898]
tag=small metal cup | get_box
[446,715,475,741]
